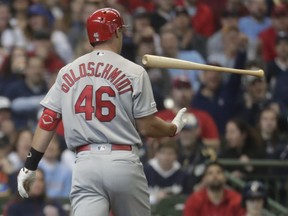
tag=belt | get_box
[75,144,132,153]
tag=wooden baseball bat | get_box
[142,54,264,78]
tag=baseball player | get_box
[17,8,187,216]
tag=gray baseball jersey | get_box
[40,50,157,150]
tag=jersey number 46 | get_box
[75,85,116,122]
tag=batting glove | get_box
[171,107,187,135]
[17,167,36,198]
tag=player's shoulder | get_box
[117,54,146,76]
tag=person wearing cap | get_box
[16,3,73,64]
[157,76,220,150]
[241,181,268,216]
[177,113,217,194]
[258,3,288,62]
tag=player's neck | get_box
[93,44,117,53]
[92,39,120,54]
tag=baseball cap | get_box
[0,96,11,110]
[272,4,288,18]
[28,3,54,24]
[183,113,198,130]
[173,76,191,89]
[243,181,267,199]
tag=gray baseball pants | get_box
[70,146,151,216]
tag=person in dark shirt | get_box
[219,118,265,179]
[144,139,185,205]
[3,56,47,129]
[176,113,217,194]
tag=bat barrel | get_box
[142,55,264,78]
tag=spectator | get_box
[0,97,15,147]
[39,136,72,199]
[237,62,282,127]
[225,0,249,17]
[258,4,288,62]
[144,139,186,205]
[177,113,216,194]
[132,9,160,52]
[10,0,29,37]
[29,30,65,75]
[8,128,33,173]
[192,61,244,135]
[159,30,205,91]
[3,56,47,129]
[0,134,13,198]
[0,96,11,130]
[16,3,73,63]
[172,6,206,55]
[0,2,18,51]
[3,168,67,216]
[238,0,272,61]
[266,34,288,108]
[116,0,155,13]
[0,46,27,95]
[219,118,265,179]
[7,128,33,194]
[157,76,220,149]
[183,161,245,216]
[207,9,240,56]
[182,0,216,37]
[68,0,105,50]
[241,181,268,216]
[208,26,248,70]
[150,0,175,33]
[238,0,271,41]
[136,38,171,111]
[257,108,287,159]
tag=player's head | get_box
[86,8,125,50]
[242,181,267,212]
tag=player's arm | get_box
[17,108,61,198]
[135,108,187,138]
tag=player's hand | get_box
[17,167,36,198]
[171,107,187,135]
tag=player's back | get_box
[48,50,157,149]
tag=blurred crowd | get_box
[0,0,288,215]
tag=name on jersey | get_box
[61,62,133,95]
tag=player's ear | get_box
[115,28,122,38]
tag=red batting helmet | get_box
[86,8,125,43]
